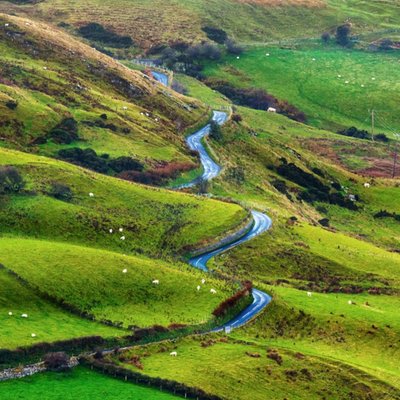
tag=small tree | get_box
[225,39,243,55]
[49,182,73,202]
[209,121,223,142]
[335,24,351,47]
[0,166,24,194]
[321,32,330,44]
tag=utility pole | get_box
[371,109,375,141]
[393,133,400,179]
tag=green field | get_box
[112,335,397,399]
[0,237,233,330]
[0,268,121,349]
[204,45,400,132]
[2,0,400,48]
[0,147,248,258]
[0,367,178,399]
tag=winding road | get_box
[152,71,273,331]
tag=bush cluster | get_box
[0,166,24,195]
[78,23,133,48]
[205,79,306,122]
[118,161,194,185]
[212,281,253,318]
[273,159,358,210]
[338,126,389,142]
[58,147,144,174]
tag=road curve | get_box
[152,71,169,86]
[153,71,272,330]
[179,111,228,189]
[189,211,273,332]
[182,113,272,331]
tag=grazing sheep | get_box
[119,228,123,232]
[122,106,128,110]
[267,107,277,113]
[307,292,312,297]
[201,279,206,284]
[21,314,28,318]
[5,23,9,27]
[122,269,128,274]
[197,285,201,291]
[348,300,353,305]
[120,236,125,241]
[31,333,36,338]
[109,229,113,233]
[170,351,177,356]
[210,289,217,294]
[364,183,370,188]
[8,311,12,316]
[89,192,94,197]
[152,280,160,285]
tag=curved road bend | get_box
[152,71,273,330]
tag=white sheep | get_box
[364,183,370,188]
[43,66,48,70]
[348,300,353,305]
[201,279,206,284]
[8,311,12,316]
[120,236,125,241]
[119,228,123,232]
[109,229,113,233]
[236,56,240,59]
[170,351,177,356]
[122,106,128,110]
[152,280,160,285]
[89,192,94,197]
[122,269,128,274]
[210,289,217,294]
[307,292,312,297]
[197,285,201,291]
[31,333,36,338]
[21,313,28,318]
[5,23,9,27]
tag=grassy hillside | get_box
[0,147,248,258]
[0,268,121,349]
[203,44,400,132]
[0,367,179,399]
[1,0,400,47]
[0,13,208,170]
[0,237,233,330]
[111,336,398,399]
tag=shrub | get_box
[43,352,70,372]
[375,133,389,142]
[318,218,330,227]
[225,39,243,55]
[213,281,252,317]
[336,24,351,47]
[202,26,227,44]
[0,166,24,194]
[321,32,331,43]
[58,148,108,173]
[49,182,73,202]
[5,100,18,110]
[231,113,242,123]
[48,118,79,144]
[78,23,133,48]
[225,166,245,185]
[209,121,223,142]
[108,156,144,173]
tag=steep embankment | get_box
[0,14,208,171]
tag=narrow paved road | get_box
[189,211,272,332]
[152,71,169,86]
[152,71,273,330]
[179,111,227,189]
